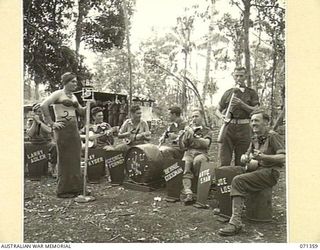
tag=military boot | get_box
[182,178,195,205]
[218,196,245,236]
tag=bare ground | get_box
[24,132,286,243]
[24,170,286,243]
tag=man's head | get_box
[130,105,142,120]
[233,67,247,87]
[191,108,204,126]
[250,109,270,135]
[168,106,182,122]
[91,107,104,124]
[61,72,78,91]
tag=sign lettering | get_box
[27,150,47,164]
[164,162,183,182]
[106,154,125,169]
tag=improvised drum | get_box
[158,145,184,160]
[125,144,164,184]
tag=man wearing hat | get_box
[80,106,116,150]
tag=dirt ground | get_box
[24,128,286,243]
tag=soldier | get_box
[218,109,285,236]
[25,103,57,177]
[80,106,116,151]
[115,105,151,154]
[216,67,259,167]
[180,109,213,205]
[159,106,187,160]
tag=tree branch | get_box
[146,58,208,126]
[251,4,285,11]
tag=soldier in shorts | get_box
[180,109,213,205]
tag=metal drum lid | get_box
[125,144,163,184]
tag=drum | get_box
[159,146,184,160]
[214,166,244,218]
[86,148,107,183]
[125,144,164,184]
[105,150,125,185]
[246,187,273,222]
[25,143,49,180]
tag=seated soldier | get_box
[114,105,151,154]
[25,103,57,177]
[159,106,187,160]
[180,109,213,205]
[81,106,116,151]
[218,109,285,236]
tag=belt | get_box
[230,119,250,124]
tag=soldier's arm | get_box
[118,121,130,138]
[252,151,285,165]
[26,119,38,137]
[252,133,285,164]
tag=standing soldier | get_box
[216,67,259,166]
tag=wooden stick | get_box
[82,100,91,196]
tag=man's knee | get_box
[192,154,208,176]
[231,174,245,189]
[193,154,207,166]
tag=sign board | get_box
[214,166,244,218]
[82,86,95,101]
[163,160,184,200]
[196,162,216,206]
[25,144,49,180]
[87,148,107,182]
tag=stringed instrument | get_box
[123,128,151,145]
[176,125,203,150]
[81,126,119,148]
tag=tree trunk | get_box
[34,75,41,101]
[122,0,133,108]
[182,51,188,114]
[270,38,277,126]
[242,0,251,87]
[202,0,215,102]
[75,0,88,58]
[252,27,262,92]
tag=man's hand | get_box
[231,97,244,107]
[52,121,65,130]
[251,149,265,161]
[240,154,250,164]
[33,115,41,123]
[221,114,231,123]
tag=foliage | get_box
[76,0,131,53]
[23,0,87,92]
[23,0,134,95]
